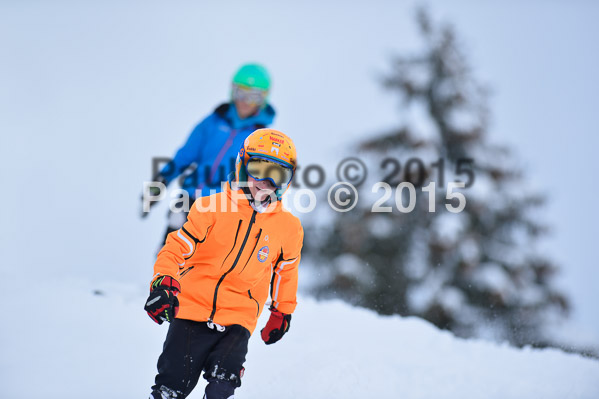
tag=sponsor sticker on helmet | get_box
[257,246,269,262]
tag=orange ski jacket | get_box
[152,184,303,334]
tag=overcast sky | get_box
[1,0,597,340]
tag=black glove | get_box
[144,275,181,324]
[261,307,291,345]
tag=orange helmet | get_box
[234,128,297,200]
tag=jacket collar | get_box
[215,102,276,130]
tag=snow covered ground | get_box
[2,2,599,397]
[2,273,598,399]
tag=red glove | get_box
[144,275,181,324]
[261,307,291,345]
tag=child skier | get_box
[144,128,303,399]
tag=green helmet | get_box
[232,63,271,90]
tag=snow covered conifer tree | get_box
[310,8,569,347]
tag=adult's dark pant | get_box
[151,318,250,398]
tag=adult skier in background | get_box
[144,129,303,399]
[143,63,275,244]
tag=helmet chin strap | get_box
[241,185,273,210]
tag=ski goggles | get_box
[232,84,268,106]
[246,157,293,188]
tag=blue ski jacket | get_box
[160,102,276,198]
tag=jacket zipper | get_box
[179,266,195,278]
[248,289,260,317]
[238,229,262,275]
[209,210,258,322]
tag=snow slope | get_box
[2,274,597,399]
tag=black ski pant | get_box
[151,318,250,398]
